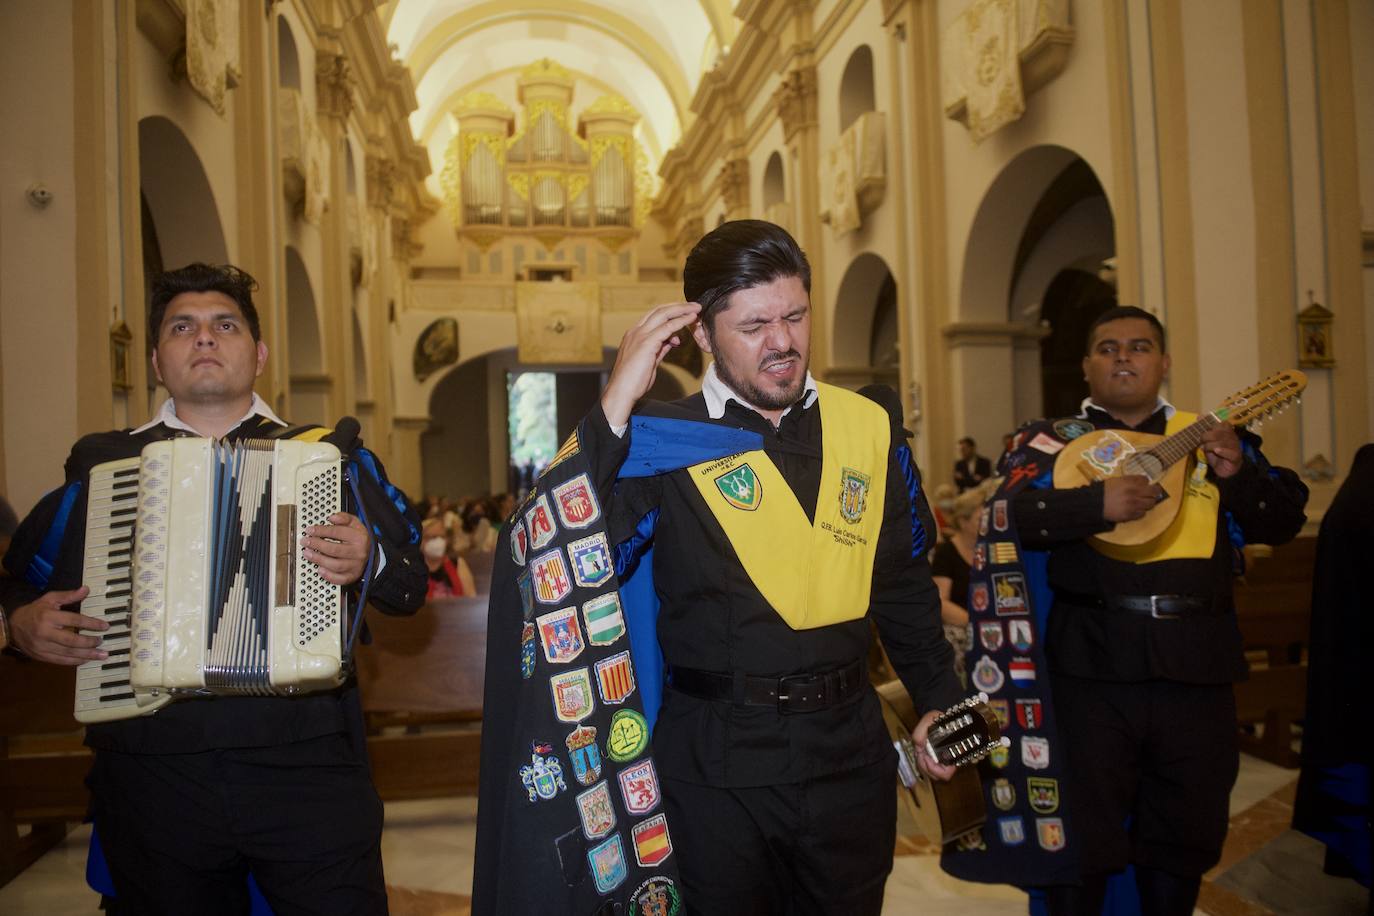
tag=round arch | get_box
[762,151,785,209]
[138,116,228,270]
[285,246,326,423]
[838,45,875,133]
[277,16,301,89]
[830,252,896,377]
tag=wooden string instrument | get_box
[1052,369,1307,547]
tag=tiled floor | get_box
[0,754,1365,915]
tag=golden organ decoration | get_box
[439,60,651,252]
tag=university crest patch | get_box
[1028,777,1059,814]
[575,781,616,839]
[550,668,595,723]
[838,466,871,523]
[714,463,761,511]
[617,758,661,815]
[630,876,682,916]
[587,834,628,893]
[553,473,600,529]
[564,725,602,786]
[568,532,613,589]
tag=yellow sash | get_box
[1091,411,1221,563]
[686,383,889,630]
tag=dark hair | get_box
[1086,305,1166,354]
[683,220,811,330]
[958,436,976,448]
[148,263,261,346]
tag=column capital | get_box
[316,49,354,121]
[773,65,818,141]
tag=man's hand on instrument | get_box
[600,301,702,429]
[1201,424,1245,479]
[7,587,107,666]
[303,513,373,585]
[912,709,958,783]
[1103,475,1162,522]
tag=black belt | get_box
[1054,589,1230,619]
[668,660,866,713]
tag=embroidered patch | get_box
[1028,432,1065,455]
[587,834,628,894]
[583,592,626,646]
[1008,656,1036,686]
[575,781,617,839]
[553,473,600,529]
[991,542,1019,565]
[595,651,636,705]
[520,622,537,679]
[630,876,682,916]
[564,725,602,786]
[1021,735,1050,770]
[510,520,529,566]
[838,467,871,523]
[993,499,1009,531]
[1053,418,1095,441]
[1028,777,1060,814]
[997,816,1026,846]
[1016,698,1044,730]
[955,830,988,852]
[979,621,1004,652]
[1006,463,1042,489]
[988,699,1010,730]
[971,583,990,613]
[531,549,573,605]
[568,533,613,589]
[1084,431,1136,477]
[516,569,535,619]
[536,607,585,664]
[714,464,761,511]
[979,506,990,537]
[989,744,1010,769]
[992,572,1029,616]
[550,668,595,723]
[525,494,558,550]
[990,777,1016,811]
[632,814,673,867]
[617,758,661,815]
[973,543,988,572]
[972,656,1005,693]
[1037,817,1066,851]
[519,741,567,802]
[606,709,649,762]
[1008,619,1033,652]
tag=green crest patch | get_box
[838,467,870,523]
[714,463,761,511]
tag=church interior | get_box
[1,0,1371,913]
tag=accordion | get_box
[75,437,346,724]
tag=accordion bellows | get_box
[75,437,345,724]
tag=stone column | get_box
[774,65,826,376]
[314,41,353,423]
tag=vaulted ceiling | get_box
[379,1,738,199]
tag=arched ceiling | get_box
[381,1,738,198]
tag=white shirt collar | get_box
[1079,395,1176,422]
[700,361,818,421]
[131,392,286,436]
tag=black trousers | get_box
[89,733,388,916]
[662,753,898,916]
[1050,674,1239,878]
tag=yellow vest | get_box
[1091,411,1221,563]
[686,383,889,630]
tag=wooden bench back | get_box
[353,597,488,717]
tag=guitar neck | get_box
[1142,412,1223,472]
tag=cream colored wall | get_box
[0,1,81,512]
[1181,0,1260,403]
[1349,0,1374,437]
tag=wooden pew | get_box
[354,596,488,799]
[0,654,89,886]
[1232,537,1316,768]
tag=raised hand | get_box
[1200,424,1244,479]
[1103,474,1162,523]
[600,302,702,428]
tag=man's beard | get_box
[714,347,807,411]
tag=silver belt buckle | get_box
[1149,595,1182,619]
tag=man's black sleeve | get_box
[1011,484,1114,550]
[871,437,964,717]
[332,432,426,616]
[1214,434,1308,546]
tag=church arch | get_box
[138,116,228,270]
[838,45,875,133]
[830,252,897,389]
[285,246,326,424]
[277,16,301,90]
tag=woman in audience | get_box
[422,517,476,598]
[928,483,991,684]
